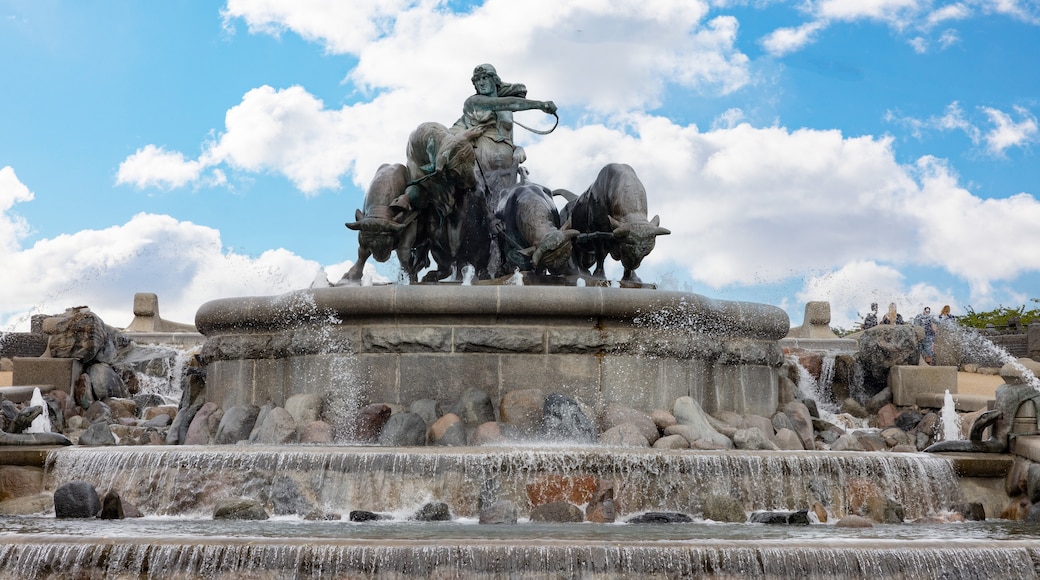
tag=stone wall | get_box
[0,333,48,358]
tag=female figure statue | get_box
[452,64,557,275]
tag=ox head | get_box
[522,219,580,274]
[607,214,670,272]
[346,209,412,262]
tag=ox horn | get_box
[344,217,405,233]
[649,215,670,236]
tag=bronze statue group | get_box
[342,64,668,286]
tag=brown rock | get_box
[470,421,504,445]
[498,389,545,436]
[526,474,598,507]
[875,404,900,429]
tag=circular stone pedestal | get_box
[195,286,789,417]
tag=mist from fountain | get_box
[25,387,51,434]
[940,390,962,441]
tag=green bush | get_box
[958,299,1039,330]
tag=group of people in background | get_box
[861,302,956,366]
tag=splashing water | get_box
[26,387,51,433]
[940,390,962,441]
[271,290,364,442]
[508,269,524,286]
[461,265,475,286]
[950,323,1040,391]
[791,356,839,417]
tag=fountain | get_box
[5,65,1040,578]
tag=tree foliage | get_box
[958,299,1039,330]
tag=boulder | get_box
[298,420,333,444]
[498,389,545,437]
[584,480,616,523]
[250,407,298,445]
[88,364,127,400]
[352,404,392,443]
[701,494,746,523]
[733,427,778,451]
[409,399,442,427]
[429,413,466,446]
[183,402,220,445]
[672,397,732,449]
[413,502,451,521]
[45,309,112,363]
[652,434,690,450]
[98,490,125,519]
[748,510,810,525]
[651,409,677,430]
[626,512,693,524]
[599,423,649,447]
[857,325,922,394]
[213,497,268,520]
[773,428,804,450]
[530,500,584,523]
[79,422,117,446]
[214,404,260,445]
[782,401,814,450]
[53,480,101,518]
[479,500,518,525]
[835,514,874,528]
[602,404,659,444]
[377,412,427,446]
[470,421,504,445]
[540,393,595,443]
[450,388,496,427]
[284,393,322,425]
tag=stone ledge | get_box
[915,392,992,412]
[1011,435,1040,463]
[889,365,958,407]
[0,447,55,467]
[0,385,57,404]
[940,453,1013,478]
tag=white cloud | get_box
[927,3,971,26]
[816,0,921,25]
[116,145,204,190]
[760,21,827,56]
[981,105,1039,155]
[794,261,954,328]
[0,208,341,332]
[221,0,414,54]
[0,166,34,252]
[120,0,752,194]
[886,101,1039,154]
[937,28,961,48]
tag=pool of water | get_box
[4,514,1040,543]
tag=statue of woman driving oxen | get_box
[341,64,665,286]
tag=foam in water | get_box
[940,389,962,441]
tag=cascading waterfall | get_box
[3,536,1039,579]
[45,447,960,520]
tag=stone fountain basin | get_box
[194,285,791,416]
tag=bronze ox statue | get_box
[558,163,670,283]
[342,163,424,283]
[495,182,579,276]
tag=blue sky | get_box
[1,0,1038,331]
